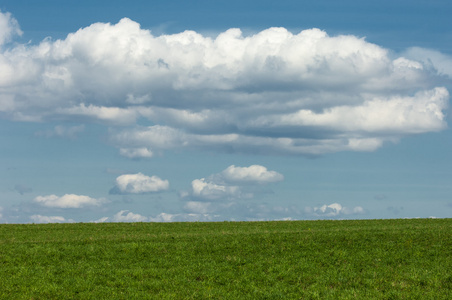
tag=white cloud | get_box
[190,178,241,201]
[30,215,75,223]
[182,164,283,203]
[112,173,169,194]
[219,165,284,184]
[111,210,148,222]
[92,216,109,223]
[0,10,22,46]
[33,194,106,208]
[119,147,153,159]
[56,104,138,125]
[0,12,449,156]
[265,87,448,134]
[306,203,366,218]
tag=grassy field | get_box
[0,219,451,299]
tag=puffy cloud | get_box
[262,88,448,134]
[111,210,148,222]
[33,194,106,208]
[0,12,449,156]
[111,173,169,194]
[219,165,284,184]
[306,203,366,218]
[190,178,241,201]
[182,164,283,203]
[29,215,75,223]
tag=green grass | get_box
[1,219,451,299]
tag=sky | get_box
[1,0,452,223]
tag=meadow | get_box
[0,218,451,299]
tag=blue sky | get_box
[1,0,451,223]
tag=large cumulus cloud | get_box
[0,11,449,156]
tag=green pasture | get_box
[1,218,451,299]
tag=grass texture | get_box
[1,218,451,299]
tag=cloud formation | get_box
[111,173,169,194]
[305,203,365,218]
[111,210,148,222]
[0,11,450,157]
[0,10,22,46]
[180,165,283,220]
[33,194,106,208]
[181,165,283,203]
[218,165,284,184]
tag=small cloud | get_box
[351,206,365,214]
[33,194,107,208]
[14,184,32,195]
[112,210,147,222]
[30,215,75,223]
[182,164,284,202]
[0,10,23,45]
[219,165,284,185]
[313,203,344,217]
[190,178,241,201]
[306,203,365,218]
[119,147,153,159]
[92,216,109,223]
[110,173,169,194]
